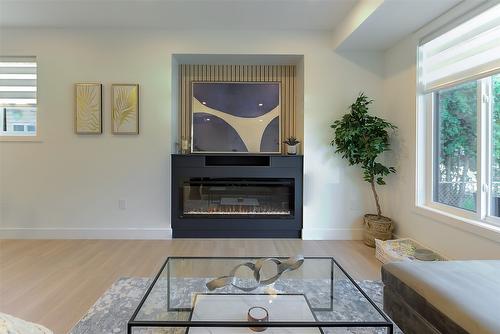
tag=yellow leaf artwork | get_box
[75,83,102,134]
[112,84,139,134]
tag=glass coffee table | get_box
[128,257,393,334]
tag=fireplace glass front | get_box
[181,178,294,217]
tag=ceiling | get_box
[0,0,357,30]
[337,0,463,51]
[0,0,465,51]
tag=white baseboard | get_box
[302,228,363,240]
[0,227,361,240]
[0,227,172,239]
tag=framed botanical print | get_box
[75,83,102,134]
[112,84,139,134]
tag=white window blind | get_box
[0,56,37,106]
[420,3,500,93]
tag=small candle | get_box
[248,306,269,332]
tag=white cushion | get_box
[0,313,53,334]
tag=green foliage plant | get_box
[283,136,300,146]
[331,93,397,217]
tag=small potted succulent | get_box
[283,136,300,155]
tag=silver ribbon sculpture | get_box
[206,255,304,292]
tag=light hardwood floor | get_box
[0,239,380,334]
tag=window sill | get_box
[414,204,500,244]
[0,136,42,142]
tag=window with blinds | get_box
[417,3,500,226]
[419,3,500,93]
[0,56,37,136]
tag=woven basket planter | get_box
[363,214,393,247]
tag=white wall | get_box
[0,28,385,239]
[382,30,500,259]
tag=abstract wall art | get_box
[75,83,102,134]
[112,84,139,134]
[191,82,281,153]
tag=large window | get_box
[418,3,500,227]
[0,57,37,138]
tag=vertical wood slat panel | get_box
[282,65,286,147]
[292,66,295,136]
[287,65,290,140]
[184,65,188,141]
[186,64,190,141]
[186,64,190,143]
[282,65,287,141]
[181,64,185,142]
[283,65,288,142]
[277,65,283,147]
[179,64,296,152]
[287,65,292,138]
[180,64,185,142]
[290,66,293,136]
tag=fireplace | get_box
[172,155,302,238]
[182,178,294,216]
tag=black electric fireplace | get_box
[171,154,303,238]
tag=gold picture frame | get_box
[111,84,139,134]
[75,83,102,134]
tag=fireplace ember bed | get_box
[172,155,303,238]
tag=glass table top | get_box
[129,257,392,333]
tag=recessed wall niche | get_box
[171,54,304,154]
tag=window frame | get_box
[0,56,40,142]
[417,75,500,234]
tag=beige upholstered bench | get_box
[382,260,500,334]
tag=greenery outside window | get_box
[426,76,500,223]
[433,81,478,213]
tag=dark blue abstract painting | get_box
[192,82,281,153]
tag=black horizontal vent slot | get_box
[205,155,270,167]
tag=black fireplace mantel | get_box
[171,154,303,238]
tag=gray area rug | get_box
[69,278,402,334]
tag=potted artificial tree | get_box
[331,93,397,247]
